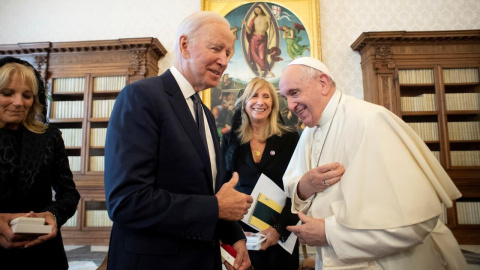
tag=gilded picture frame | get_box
[201,0,321,135]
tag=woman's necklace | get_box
[250,135,265,162]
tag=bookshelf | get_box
[352,30,480,244]
[0,38,167,245]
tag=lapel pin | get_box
[270,150,275,156]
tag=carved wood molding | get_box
[374,45,395,72]
[50,38,166,59]
[351,30,480,52]
[0,38,167,59]
[34,55,48,78]
[128,50,147,77]
[0,38,166,80]
[0,42,51,55]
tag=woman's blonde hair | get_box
[0,63,47,133]
[235,77,290,144]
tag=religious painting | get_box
[202,0,321,137]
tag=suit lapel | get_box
[161,70,213,186]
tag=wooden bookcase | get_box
[351,30,480,244]
[0,38,167,245]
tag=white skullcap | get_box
[288,57,334,82]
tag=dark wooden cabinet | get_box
[0,38,167,245]
[352,30,480,244]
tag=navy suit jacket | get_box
[104,70,244,270]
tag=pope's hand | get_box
[297,162,344,199]
[287,211,328,247]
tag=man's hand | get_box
[287,211,328,247]
[224,240,251,270]
[297,162,344,199]
[216,173,253,221]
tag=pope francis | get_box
[279,57,468,270]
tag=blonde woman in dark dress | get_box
[0,57,80,270]
[222,77,300,269]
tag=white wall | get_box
[1,0,479,98]
[0,0,200,72]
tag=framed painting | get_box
[201,0,321,136]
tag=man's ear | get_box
[179,35,189,59]
[317,74,331,95]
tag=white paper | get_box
[241,173,298,254]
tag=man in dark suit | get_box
[104,11,253,270]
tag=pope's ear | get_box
[179,35,189,59]
[314,73,331,95]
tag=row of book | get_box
[400,94,436,112]
[60,128,108,148]
[423,151,479,167]
[451,151,480,166]
[400,92,480,111]
[68,156,81,172]
[456,202,480,225]
[63,210,113,228]
[443,68,480,84]
[448,122,480,141]
[63,211,78,227]
[90,128,107,147]
[53,77,85,93]
[398,68,479,85]
[60,128,83,147]
[92,99,116,118]
[52,75,128,93]
[90,156,105,172]
[51,99,116,119]
[50,101,84,119]
[68,156,106,172]
[85,210,113,227]
[445,93,480,111]
[398,69,434,84]
[93,76,126,92]
[406,122,439,141]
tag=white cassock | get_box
[284,90,468,270]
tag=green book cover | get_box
[249,193,283,230]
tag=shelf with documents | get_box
[352,30,480,244]
[0,38,166,245]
